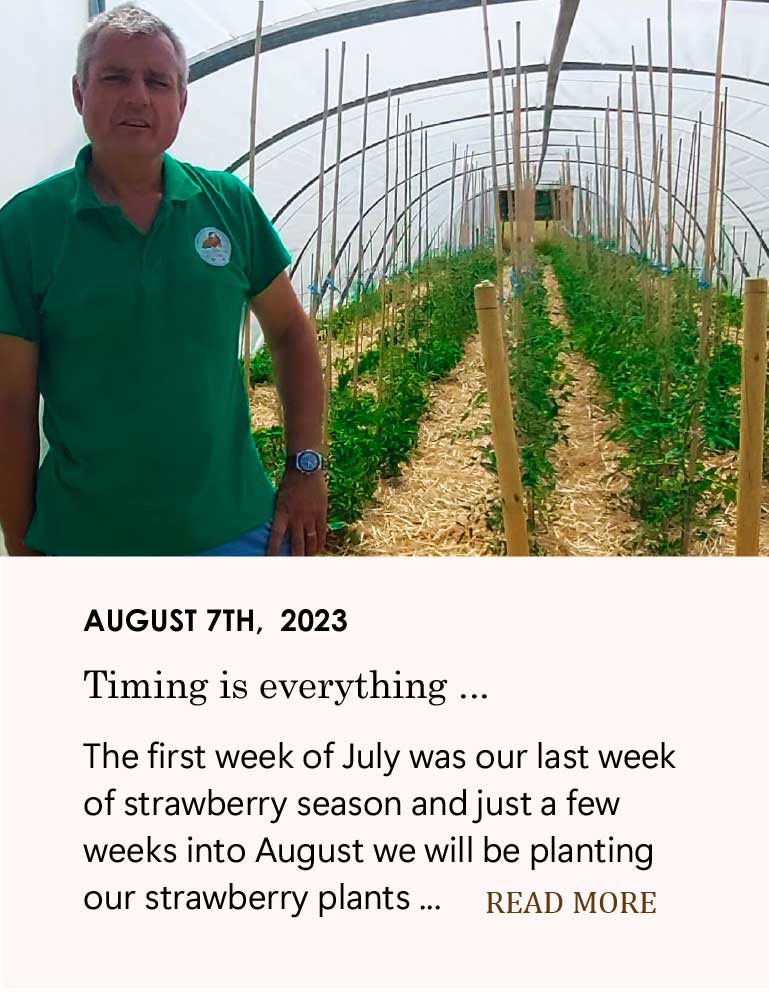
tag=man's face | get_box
[73,28,187,161]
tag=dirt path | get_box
[537,264,638,556]
[338,335,498,556]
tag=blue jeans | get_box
[195,520,291,557]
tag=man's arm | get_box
[250,271,327,557]
[0,336,43,556]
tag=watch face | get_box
[297,450,322,473]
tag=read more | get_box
[487,891,657,914]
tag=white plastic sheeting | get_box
[3,0,768,296]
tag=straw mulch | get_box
[536,264,639,556]
[691,451,769,555]
[250,383,280,432]
[336,335,498,556]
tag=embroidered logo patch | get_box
[195,227,232,266]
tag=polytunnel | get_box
[2,0,769,557]
[6,0,768,287]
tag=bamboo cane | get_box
[405,114,412,271]
[650,136,664,263]
[682,0,728,554]
[498,40,514,257]
[717,90,728,285]
[423,128,431,342]
[391,99,400,333]
[448,141,458,253]
[647,19,663,261]
[327,42,346,401]
[350,53,369,400]
[702,2,728,286]
[592,116,601,239]
[242,0,265,394]
[688,113,703,274]
[404,114,413,340]
[423,129,430,265]
[474,280,529,556]
[310,50,330,329]
[740,231,749,297]
[604,97,611,243]
[617,76,625,250]
[418,121,424,269]
[575,136,584,236]
[480,0,505,311]
[377,91,392,401]
[666,0,675,268]
[735,278,769,555]
[524,72,531,182]
[514,77,523,266]
[679,122,696,263]
[630,47,648,255]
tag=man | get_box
[0,4,327,556]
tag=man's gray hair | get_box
[76,3,189,92]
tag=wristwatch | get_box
[286,449,325,474]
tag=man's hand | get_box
[251,271,326,553]
[268,470,328,557]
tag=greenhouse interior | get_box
[3,0,769,557]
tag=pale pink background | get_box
[2,559,768,989]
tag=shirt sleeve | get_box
[234,179,292,298]
[0,196,41,343]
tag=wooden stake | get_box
[735,278,769,555]
[474,280,529,556]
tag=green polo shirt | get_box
[0,145,291,555]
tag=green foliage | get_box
[252,425,285,485]
[509,269,568,526]
[317,285,382,343]
[257,247,497,531]
[703,340,741,450]
[249,346,273,384]
[538,239,736,554]
[327,391,382,527]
